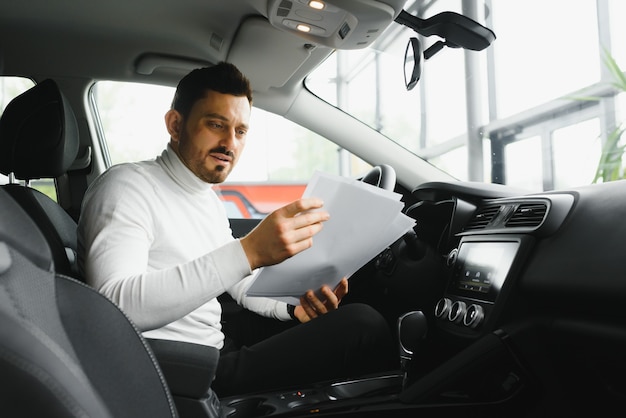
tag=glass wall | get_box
[92,81,369,218]
[307,0,626,192]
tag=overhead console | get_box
[266,0,407,49]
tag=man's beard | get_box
[194,152,232,183]
[178,135,234,183]
[199,166,228,183]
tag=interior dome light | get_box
[308,1,325,10]
[296,24,311,33]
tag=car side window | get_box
[0,77,58,201]
[92,80,370,218]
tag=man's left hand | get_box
[294,278,349,323]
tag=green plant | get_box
[593,50,626,183]
[593,124,626,182]
[570,51,626,183]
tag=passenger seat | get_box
[0,79,223,417]
[0,79,81,278]
[0,186,178,417]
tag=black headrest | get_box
[0,188,52,272]
[0,79,79,180]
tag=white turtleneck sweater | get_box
[77,145,290,348]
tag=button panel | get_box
[435,297,486,330]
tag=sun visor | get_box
[135,54,212,77]
[227,17,314,91]
[266,0,407,49]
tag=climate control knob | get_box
[448,300,467,323]
[462,304,485,329]
[434,298,452,318]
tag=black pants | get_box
[213,303,397,397]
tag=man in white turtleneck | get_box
[78,62,396,397]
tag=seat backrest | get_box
[0,80,222,417]
[0,79,81,278]
[0,187,178,417]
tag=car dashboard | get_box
[219,179,626,417]
[220,178,626,417]
[384,178,626,415]
[409,181,575,340]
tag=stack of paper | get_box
[245,171,416,305]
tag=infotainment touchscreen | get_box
[448,241,520,302]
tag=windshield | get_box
[306,0,626,192]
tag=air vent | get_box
[464,205,501,231]
[506,203,547,228]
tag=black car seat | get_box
[0,79,81,278]
[0,80,222,417]
[0,186,178,417]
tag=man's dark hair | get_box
[171,62,252,118]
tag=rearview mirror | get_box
[397,9,495,92]
[395,10,496,52]
[404,37,422,91]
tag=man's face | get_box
[169,90,251,184]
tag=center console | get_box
[221,373,403,417]
[221,311,427,417]
[434,235,533,337]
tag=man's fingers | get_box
[281,198,325,218]
[279,198,329,228]
[318,278,348,309]
[274,198,329,251]
[300,289,330,319]
[288,221,324,246]
[240,198,330,269]
[320,286,339,309]
[296,279,349,323]
[306,290,329,314]
[334,278,349,301]
[290,210,329,232]
[300,294,319,319]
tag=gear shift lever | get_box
[397,311,428,389]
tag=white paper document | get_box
[245,171,416,305]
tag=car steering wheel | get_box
[360,164,396,191]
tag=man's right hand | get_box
[239,198,329,270]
